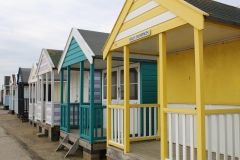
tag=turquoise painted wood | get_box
[67,66,71,133]
[90,60,94,144]
[62,37,87,68]
[140,62,157,136]
[60,69,68,132]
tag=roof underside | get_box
[186,0,240,27]
[77,29,109,56]
[19,68,31,83]
[4,76,10,85]
[47,49,63,68]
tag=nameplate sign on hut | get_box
[129,30,151,42]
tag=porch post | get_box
[32,83,34,105]
[46,72,48,103]
[67,66,71,133]
[79,61,84,137]
[60,69,64,128]
[106,52,112,147]
[37,76,39,102]
[194,27,206,160]
[90,59,95,144]
[124,45,130,153]
[35,82,36,105]
[51,71,54,126]
[41,75,44,121]
[159,32,168,160]
[29,83,31,104]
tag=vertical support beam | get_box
[51,71,54,126]
[124,45,130,153]
[79,61,84,137]
[60,69,64,128]
[46,72,48,103]
[159,32,168,160]
[107,52,112,147]
[31,83,34,105]
[90,59,95,144]
[41,75,44,121]
[29,84,31,104]
[67,66,71,133]
[194,27,206,160]
[37,76,39,102]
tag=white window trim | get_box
[102,63,140,106]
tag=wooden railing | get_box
[80,105,106,143]
[108,104,160,151]
[165,107,240,160]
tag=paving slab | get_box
[0,127,32,160]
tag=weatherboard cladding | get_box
[77,29,109,56]
[140,62,157,136]
[62,37,87,68]
[186,0,240,27]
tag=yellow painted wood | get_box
[124,45,130,153]
[129,104,160,107]
[130,136,160,142]
[205,108,240,115]
[103,0,134,59]
[163,108,197,114]
[129,0,152,12]
[155,0,206,30]
[194,28,206,160]
[108,105,125,109]
[107,53,112,147]
[111,17,187,51]
[109,141,125,149]
[120,6,167,32]
[159,32,168,160]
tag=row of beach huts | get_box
[1,0,240,160]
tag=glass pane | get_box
[130,68,138,83]
[104,73,107,85]
[112,85,117,99]
[104,86,106,99]
[112,71,117,85]
[120,70,124,85]
[130,84,138,100]
[120,85,124,100]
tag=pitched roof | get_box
[186,0,240,27]
[46,49,63,68]
[77,29,109,56]
[4,76,10,85]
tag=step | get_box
[36,132,46,137]
[62,142,72,149]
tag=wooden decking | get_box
[107,140,239,160]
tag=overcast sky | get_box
[0,0,239,88]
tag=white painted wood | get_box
[208,115,212,160]
[46,72,48,102]
[51,71,54,126]
[138,107,140,138]
[190,115,194,160]
[124,1,159,22]
[144,107,146,137]
[182,114,186,160]
[216,115,220,160]
[115,11,176,41]
[175,114,179,160]
[154,107,157,135]
[121,109,124,145]
[114,109,117,142]
[132,108,135,138]
[169,113,173,160]
[239,114,240,159]
[231,114,235,160]
[118,109,120,143]
[224,115,228,160]
[41,76,44,121]
[149,107,151,136]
